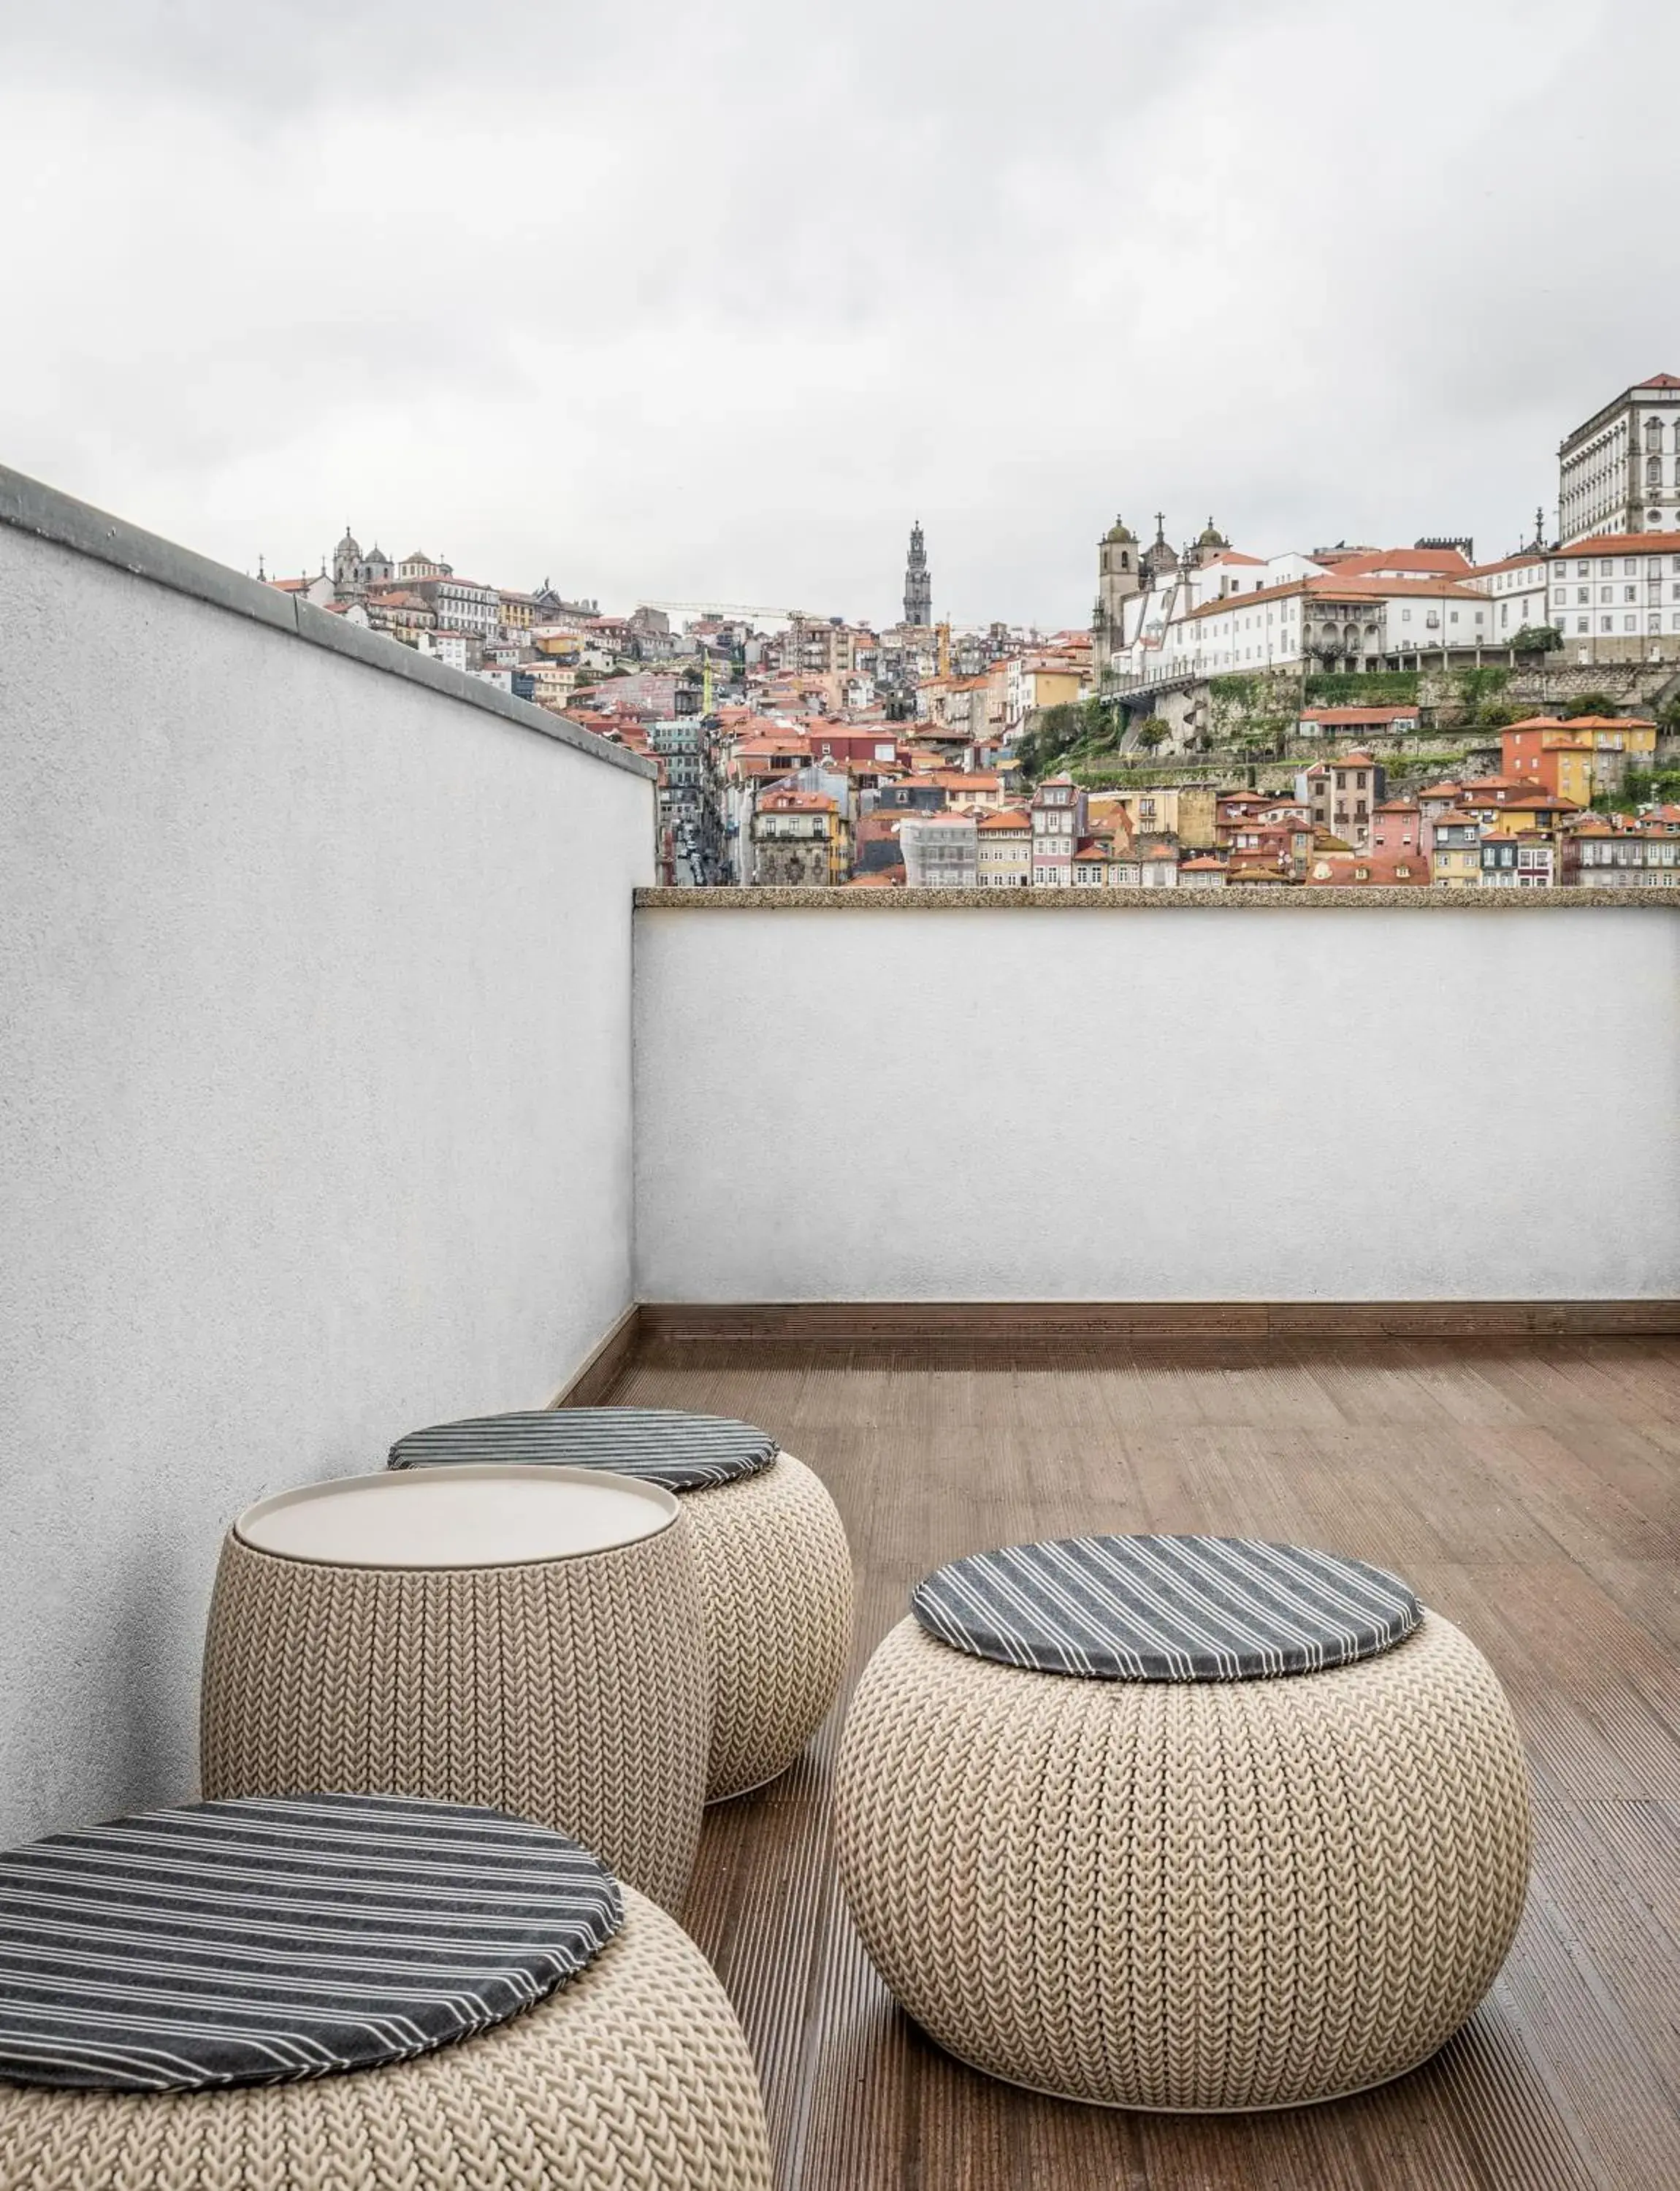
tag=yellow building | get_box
[976,808,1031,887]
[1549,741,1595,808]
[524,660,579,706]
[1112,782,1218,848]
[1573,715,1658,768]
[752,790,851,887]
[1025,665,1085,711]
[1503,715,1658,800]
[1432,816,1482,887]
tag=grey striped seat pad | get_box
[912,1534,1421,1680]
[0,1794,622,2093]
[387,1407,780,1491]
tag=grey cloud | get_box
[1,0,1677,625]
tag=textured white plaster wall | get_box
[0,524,653,1843]
[634,905,1680,1303]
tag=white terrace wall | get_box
[634,901,1680,1305]
[0,474,654,1845]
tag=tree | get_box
[1133,716,1168,752]
[1563,692,1618,719]
[1474,700,1526,730]
[1509,624,1563,656]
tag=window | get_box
[1624,616,1637,631]
[1625,586,1638,602]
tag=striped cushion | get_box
[912,1534,1421,1681]
[0,1794,621,2093]
[387,1407,780,1492]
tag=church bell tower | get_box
[1091,513,1140,676]
[903,521,932,629]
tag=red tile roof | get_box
[759,790,836,814]
[1553,714,1657,731]
[1467,552,1549,578]
[1299,706,1419,724]
[1307,852,1430,887]
[1328,548,1473,578]
[1554,531,1680,556]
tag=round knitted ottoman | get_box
[0,1793,772,2191]
[201,1465,709,1911]
[389,1408,854,1803]
[836,1534,1531,2112]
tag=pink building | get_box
[1370,798,1424,856]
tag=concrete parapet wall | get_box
[0,475,654,1843]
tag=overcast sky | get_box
[3,1,1677,627]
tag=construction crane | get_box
[635,600,819,622]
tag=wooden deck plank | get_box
[609,1334,1679,2191]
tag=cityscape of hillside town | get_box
[264,371,1680,890]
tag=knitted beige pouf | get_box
[0,1886,772,2191]
[836,1537,1531,2113]
[386,1412,855,1804]
[201,1467,711,1911]
[681,1453,853,1800]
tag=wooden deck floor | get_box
[606,1334,1680,2191]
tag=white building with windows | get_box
[1559,375,1680,545]
[1544,534,1680,660]
[1164,566,1497,679]
[1465,550,1551,641]
[900,813,979,890]
[1105,543,1519,684]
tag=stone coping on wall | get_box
[637,886,1679,910]
[0,462,658,784]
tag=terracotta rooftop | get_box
[1328,547,1474,578]
[1300,705,1419,724]
[1554,531,1680,557]
[759,790,837,814]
